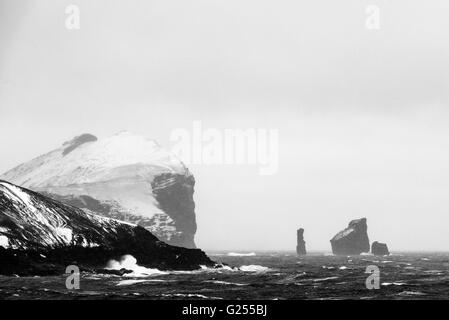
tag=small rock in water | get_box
[371,241,390,255]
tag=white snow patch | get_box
[0,182,35,209]
[116,279,152,286]
[1,132,186,188]
[382,282,406,286]
[56,227,73,242]
[333,228,354,240]
[313,276,339,282]
[0,235,9,248]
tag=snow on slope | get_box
[0,180,215,275]
[0,180,132,249]
[1,131,186,187]
[0,132,198,248]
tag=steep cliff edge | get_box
[0,132,197,248]
[330,218,370,255]
[0,180,214,276]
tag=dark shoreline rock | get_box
[296,228,307,255]
[330,218,370,255]
[371,241,390,256]
[0,180,215,276]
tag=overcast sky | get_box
[1,0,449,251]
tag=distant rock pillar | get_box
[296,228,307,255]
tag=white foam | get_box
[227,252,256,257]
[313,276,339,282]
[322,266,335,270]
[219,265,236,271]
[117,279,151,286]
[381,282,406,286]
[0,182,35,210]
[398,291,426,296]
[106,254,167,277]
[239,265,271,272]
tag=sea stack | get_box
[296,228,307,255]
[371,241,390,256]
[330,218,370,255]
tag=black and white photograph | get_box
[0,0,449,310]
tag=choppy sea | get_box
[1,251,448,300]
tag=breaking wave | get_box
[195,264,271,273]
[381,282,406,286]
[398,291,426,297]
[239,265,271,272]
[106,254,167,277]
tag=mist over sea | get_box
[1,251,448,300]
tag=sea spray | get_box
[106,255,167,277]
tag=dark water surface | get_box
[1,252,448,300]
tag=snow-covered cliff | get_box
[0,180,213,275]
[0,132,197,248]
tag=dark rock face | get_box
[330,218,370,255]
[371,241,390,255]
[43,179,198,249]
[62,133,98,156]
[296,228,306,255]
[151,173,197,248]
[0,180,214,276]
[0,132,198,249]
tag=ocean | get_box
[1,251,448,300]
